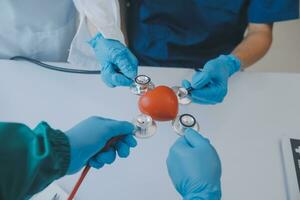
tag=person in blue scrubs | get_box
[90,0,299,104]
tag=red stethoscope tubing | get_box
[67,136,123,200]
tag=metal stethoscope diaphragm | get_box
[133,113,199,138]
[172,114,199,136]
[130,75,155,96]
[133,114,157,139]
[172,86,192,105]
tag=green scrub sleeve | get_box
[0,121,70,200]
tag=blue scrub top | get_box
[127,0,299,68]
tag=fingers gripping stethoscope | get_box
[10,56,199,136]
[11,56,201,200]
[68,74,201,200]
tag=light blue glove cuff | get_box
[183,184,221,200]
[225,54,241,76]
[88,33,104,48]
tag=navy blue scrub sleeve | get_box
[248,0,299,23]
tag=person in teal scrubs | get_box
[0,117,138,200]
[0,118,221,200]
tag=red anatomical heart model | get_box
[138,86,179,121]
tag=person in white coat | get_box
[0,0,77,61]
[0,0,123,67]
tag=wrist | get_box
[65,130,85,175]
[183,184,221,200]
[184,192,221,200]
[88,33,104,48]
[34,122,71,177]
[224,54,241,76]
[183,193,206,200]
[48,129,71,177]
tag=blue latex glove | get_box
[182,55,241,104]
[167,128,222,200]
[89,33,138,88]
[66,116,137,174]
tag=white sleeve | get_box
[67,0,124,69]
[73,0,125,43]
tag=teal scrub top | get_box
[0,122,70,200]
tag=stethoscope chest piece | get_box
[172,114,199,136]
[133,114,157,139]
[172,86,192,105]
[130,75,155,96]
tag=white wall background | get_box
[248,19,300,73]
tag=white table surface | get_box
[0,60,300,200]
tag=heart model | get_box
[138,86,179,121]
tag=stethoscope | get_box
[10,56,200,137]
[11,56,201,200]
[66,75,200,200]
[130,74,199,138]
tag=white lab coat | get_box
[0,0,77,62]
[69,0,125,69]
[0,0,124,70]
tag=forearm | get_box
[87,19,99,37]
[0,122,70,200]
[87,0,127,42]
[119,0,128,44]
[232,23,273,68]
[76,0,125,43]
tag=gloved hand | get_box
[66,116,137,174]
[167,128,222,200]
[89,33,138,88]
[182,54,241,104]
